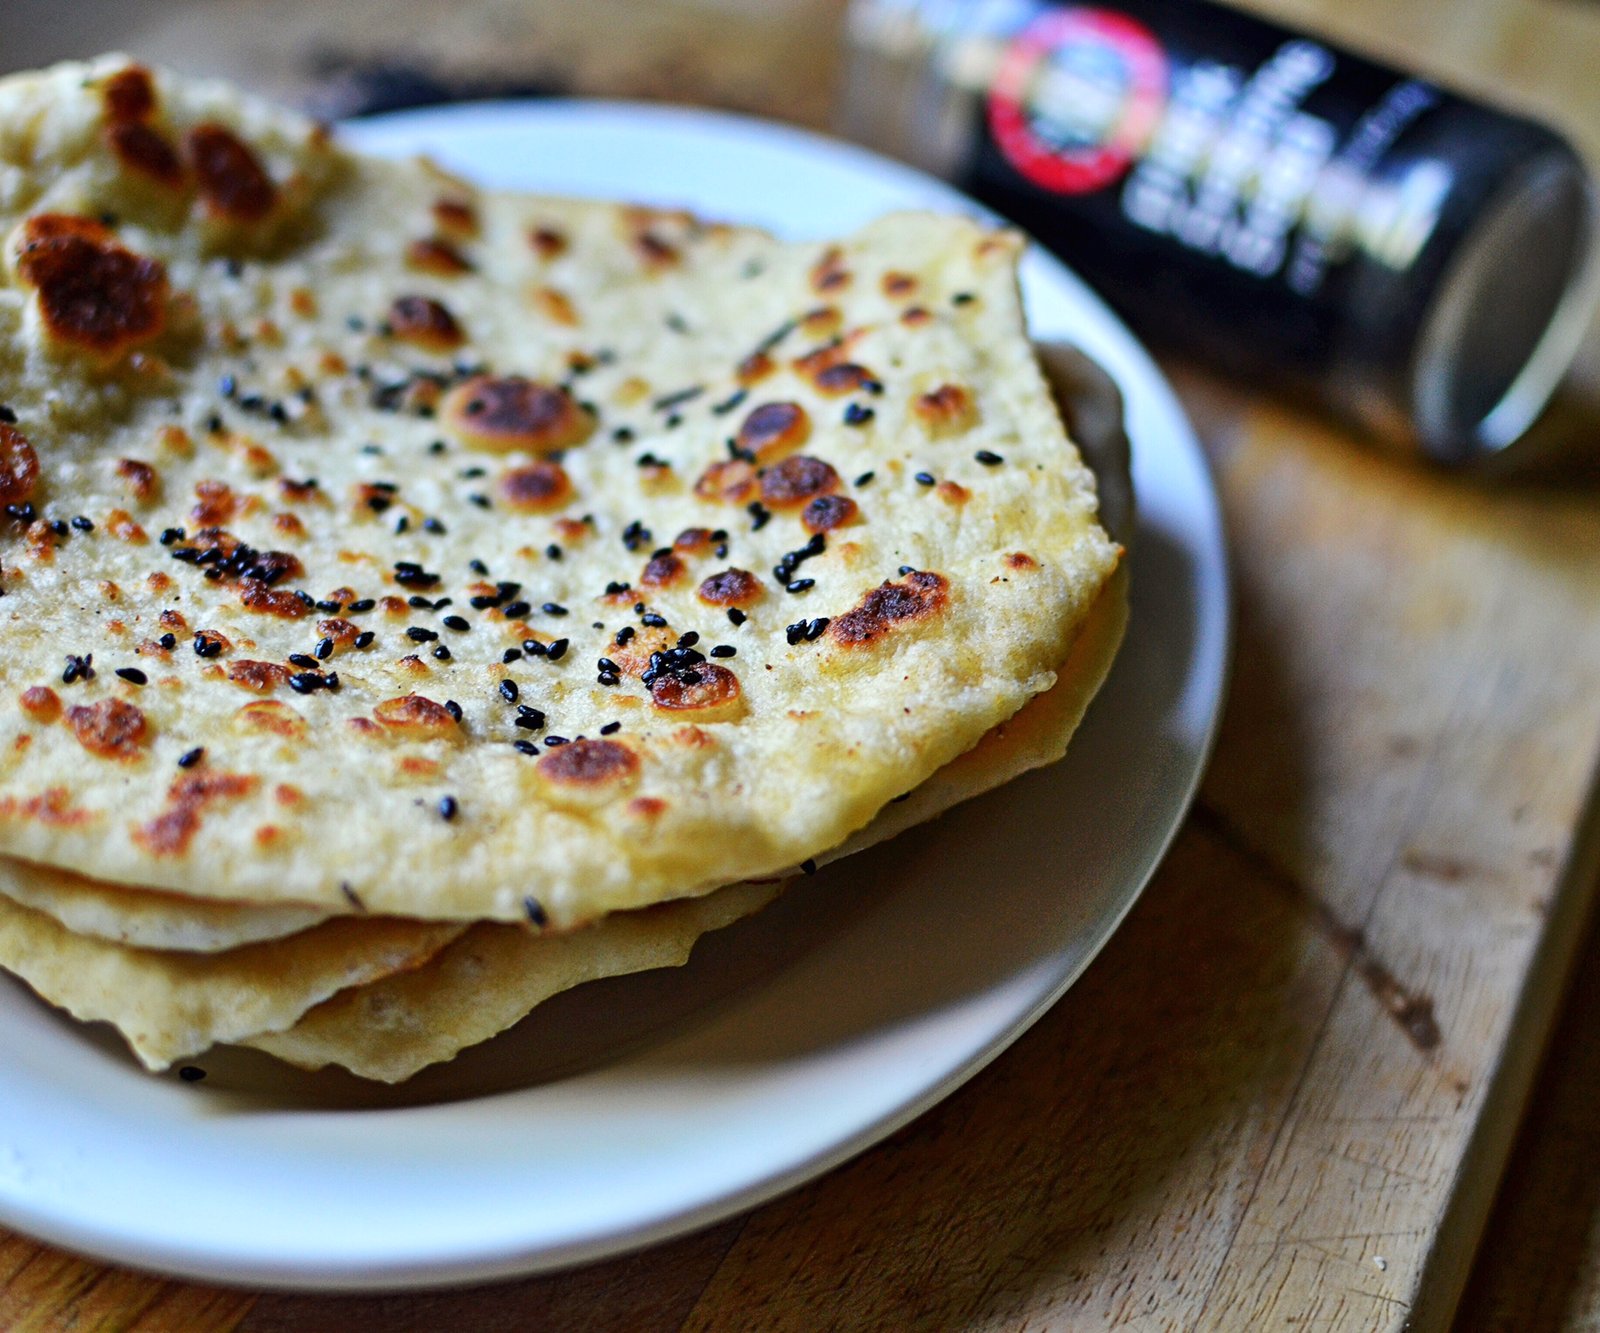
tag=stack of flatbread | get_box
[0,57,1125,1083]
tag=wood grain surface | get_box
[2,1,1600,1329]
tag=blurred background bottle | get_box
[839,0,1598,465]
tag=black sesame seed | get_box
[502,648,523,663]
[899,565,917,575]
[710,644,736,658]
[407,595,434,610]
[355,631,375,648]
[800,859,818,875]
[614,627,636,646]
[513,740,539,755]
[158,526,183,546]
[347,598,376,613]
[468,494,491,509]
[514,709,547,731]
[975,450,1004,466]
[469,559,490,576]
[158,633,177,650]
[747,502,771,531]
[952,291,975,305]
[727,608,747,626]
[193,635,221,659]
[612,426,636,444]
[501,600,531,619]
[600,721,622,735]
[443,615,470,632]
[0,405,14,424]
[786,578,815,594]
[50,519,68,538]
[854,471,875,487]
[500,680,520,704]
[423,516,447,534]
[677,631,700,648]
[433,644,452,660]
[785,621,806,646]
[406,626,439,642]
[546,544,562,561]
[843,403,874,426]
[71,515,94,532]
[444,699,463,722]
[316,637,335,660]
[177,746,204,769]
[544,735,570,746]
[523,639,548,657]
[115,667,147,685]
[597,670,620,686]
[341,882,366,910]
[914,471,936,486]
[288,653,318,669]
[315,599,342,614]
[546,638,569,661]
[394,515,410,534]
[542,602,569,617]
[428,440,448,455]
[439,795,459,822]
[178,1066,207,1083]
[805,617,831,641]
[523,896,548,927]
[641,612,667,628]
[597,657,621,674]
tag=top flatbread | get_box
[0,57,1118,927]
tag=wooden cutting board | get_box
[3,1,1600,1329]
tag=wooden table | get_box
[4,1,1600,1328]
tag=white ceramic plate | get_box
[0,102,1229,1289]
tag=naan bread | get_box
[0,897,458,1068]
[0,57,1118,928]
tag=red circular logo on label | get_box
[987,8,1169,196]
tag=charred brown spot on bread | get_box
[736,350,775,385]
[432,197,479,237]
[387,295,464,351]
[278,477,321,503]
[901,306,932,327]
[373,693,458,735]
[936,480,971,505]
[102,65,158,122]
[275,783,303,806]
[190,480,237,525]
[529,225,568,259]
[694,458,757,504]
[697,567,764,606]
[0,786,95,827]
[649,662,742,715]
[24,519,57,562]
[1005,552,1037,570]
[673,527,714,553]
[108,122,185,188]
[632,230,679,270]
[537,737,638,784]
[238,579,307,618]
[829,570,950,646]
[193,629,231,657]
[628,795,666,819]
[532,287,579,326]
[115,458,159,504]
[802,493,858,534]
[134,770,257,855]
[187,123,277,222]
[105,509,147,542]
[406,237,473,275]
[813,362,877,396]
[913,383,977,434]
[811,246,850,293]
[15,214,168,357]
[640,551,686,589]
[0,425,40,508]
[760,455,840,509]
[67,698,148,760]
[442,376,594,454]
[497,460,572,513]
[737,402,810,461]
[19,686,60,722]
[159,610,188,631]
[316,617,360,647]
[227,659,291,692]
[800,306,842,338]
[234,700,306,738]
[881,271,918,298]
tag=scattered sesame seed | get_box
[727,608,747,626]
[914,471,936,486]
[443,615,470,632]
[952,292,975,305]
[406,626,439,642]
[71,515,94,532]
[433,644,451,661]
[546,544,562,561]
[786,578,815,594]
[640,612,667,628]
[178,1066,207,1083]
[710,644,736,658]
[354,631,375,649]
[523,896,548,927]
[439,795,459,822]
[614,627,636,646]
[975,450,1004,465]
[315,637,334,660]
[347,598,376,613]
[543,602,569,617]
[844,403,874,426]
[597,670,620,686]
[546,638,569,661]
[178,746,204,769]
[600,721,622,735]
[113,666,146,685]
[423,517,447,534]
[444,699,463,722]
[800,858,818,875]
[854,471,875,487]
[341,882,366,910]
[500,680,520,704]
[158,633,177,650]
[513,740,539,755]
[502,648,523,663]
